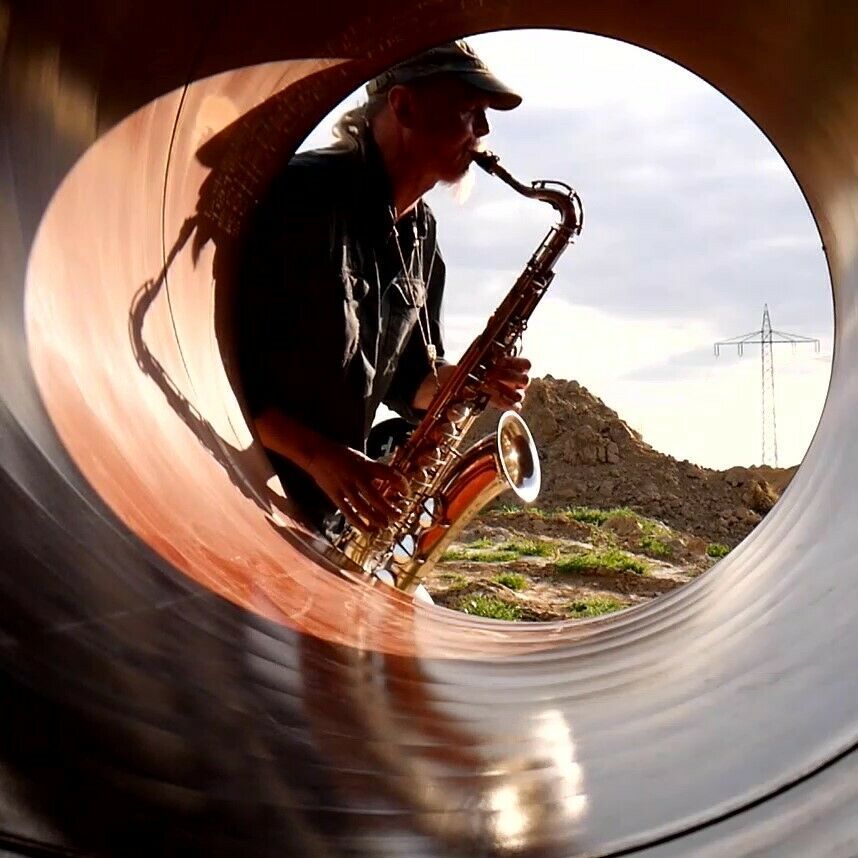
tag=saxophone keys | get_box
[418,497,436,528]
[392,534,415,564]
[446,402,471,423]
[428,420,459,442]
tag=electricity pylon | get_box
[714,305,819,467]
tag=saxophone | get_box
[334,151,583,592]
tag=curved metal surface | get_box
[1,1,857,855]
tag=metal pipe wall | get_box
[2,2,857,855]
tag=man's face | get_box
[404,77,492,183]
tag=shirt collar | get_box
[359,130,427,239]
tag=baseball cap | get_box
[366,39,522,111]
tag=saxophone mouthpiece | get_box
[471,149,499,173]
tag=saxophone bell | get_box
[497,410,540,503]
[392,410,540,593]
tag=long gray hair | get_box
[330,92,388,151]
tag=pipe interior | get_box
[3,3,858,854]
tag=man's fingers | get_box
[339,465,403,528]
[361,468,409,517]
[494,372,529,389]
[488,377,525,399]
[488,382,525,410]
[337,494,369,530]
[368,461,411,496]
[499,356,531,372]
[321,474,387,530]
[325,461,411,531]
[493,356,531,379]
[357,482,402,524]
[321,480,365,529]
[485,362,530,391]
[344,485,389,530]
[340,503,368,530]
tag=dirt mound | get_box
[428,376,798,621]
[466,376,797,546]
[428,506,712,622]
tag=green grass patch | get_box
[468,550,519,563]
[493,572,528,591]
[459,595,522,621]
[441,537,492,562]
[494,503,562,519]
[443,536,557,564]
[555,548,647,575]
[441,547,518,563]
[550,505,639,526]
[640,534,673,559]
[707,542,731,558]
[608,511,676,559]
[567,596,625,619]
[437,572,468,590]
[497,538,557,557]
[601,506,639,520]
[558,505,611,525]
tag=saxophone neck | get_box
[471,149,583,233]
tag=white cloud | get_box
[467,30,706,117]
[745,235,822,252]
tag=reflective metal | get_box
[392,533,415,565]
[418,497,436,529]
[1,2,856,856]
[498,410,540,504]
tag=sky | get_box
[299,30,833,471]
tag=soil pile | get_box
[428,505,710,622]
[467,375,798,547]
[427,376,798,621]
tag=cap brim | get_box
[458,70,522,111]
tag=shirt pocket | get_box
[381,275,426,372]
[341,269,370,366]
[342,268,371,304]
[389,274,426,314]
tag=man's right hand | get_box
[256,408,410,531]
[306,444,410,530]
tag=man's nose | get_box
[474,109,490,138]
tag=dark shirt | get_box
[236,132,447,521]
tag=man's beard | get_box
[441,161,477,205]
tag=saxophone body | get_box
[335,151,583,592]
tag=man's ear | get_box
[388,85,416,129]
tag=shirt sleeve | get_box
[383,234,448,422]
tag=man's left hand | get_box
[483,355,531,411]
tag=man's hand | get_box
[412,356,532,412]
[482,355,531,410]
[255,408,410,531]
[306,443,410,531]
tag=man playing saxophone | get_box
[237,41,531,532]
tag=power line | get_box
[714,305,819,467]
